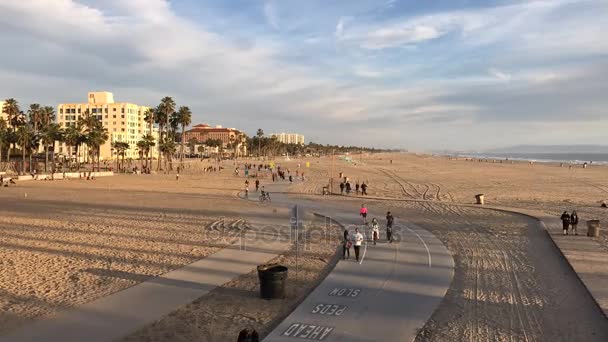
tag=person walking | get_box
[355,182,360,195]
[371,218,379,245]
[360,204,368,224]
[342,229,351,260]
[340,182,345,195]
[386,211,394,243]
[353,228,364,262]
[255,179,260,191]
[570,210,579,235]
[361,182,368,196]
[345,181,352,195]
[560,211,571,235]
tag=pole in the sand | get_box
[291,205,299,282]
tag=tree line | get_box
[0,96,193,175]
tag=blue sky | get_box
[0,0,607,150]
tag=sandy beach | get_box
[1,155,607,341]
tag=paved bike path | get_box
[262,201,454,342]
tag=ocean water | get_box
[451,153,608,165]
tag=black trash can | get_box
[257,264,288,300]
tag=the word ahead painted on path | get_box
[311,304,347,316]
[328,287,360,298]
[282,323,334,340]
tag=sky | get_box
[0,0,607,151]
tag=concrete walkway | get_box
[263,208,454,342]
[0,239,287,342]
[312,189,608,320]
[485,206,608,318]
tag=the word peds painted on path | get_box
[281,288,362,340]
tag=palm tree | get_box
[256,128,264,157]
[111,141,129,171]
[27,104,43,134]
[176,106,192,166]
[42,106,55,126]
[86,122,109,172]
[156,97,175,171]
[136,134,155,170]
[16,124,34,175]
[0,118,7,164]
[41,123,63,173]
[159,137,177,171]
[3,99,23,157]
[64,124,84,171]
[144,107,156,167]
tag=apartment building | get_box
[270,133,305,145]
[57,92,158,161]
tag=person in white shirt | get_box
[353,228,364,262]
[371,218,379,245]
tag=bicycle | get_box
[259,192,271,203]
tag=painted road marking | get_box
[328,287,361,298]
[406,226,432,267]
[282,323,334,340]
[311,303,347,316]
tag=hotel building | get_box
[56,92,158,161]
[270,133,305,145]
[183,124,247,156]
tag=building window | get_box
[113,108,116,112]
[59,108,63,114]
[121,122,125,125]
[105,115,108,119]
[121,115,125,119]
[113,128,116,132]
[113,122,116,125]
[121,108,124,113]
[121,128,125,132]
[78,108,81,114]
[92,108,97,113]
[105,108,108,113]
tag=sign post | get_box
[291,205,300,282]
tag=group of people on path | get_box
[342,205,394,262]
[560,210,579,235]
[339,177,368,196]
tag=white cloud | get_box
[263,0,280,30]
[488,68,511,82]
[335,16,352,38]
[362,25,442,49]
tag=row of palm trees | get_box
[1,96,194,175]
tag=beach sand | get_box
[1,155,608,340]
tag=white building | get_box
[271,133,305,145]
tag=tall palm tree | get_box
[111,141,129,171]
[155,97,175,171]
[16,124,34,175]
[176,106,192,166]
[3,99,23,157]
[256,128,264,157]
[27,104,43,134]
[64,124,84,171]
[41,123,63,173]
[0,118,7,164]
[140,133,155,171]
[144,107,156,167]
[86,122,109,172]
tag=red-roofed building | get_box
[184,124,247,156]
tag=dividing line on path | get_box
[406,225,432,268]
[359,226,369,265]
